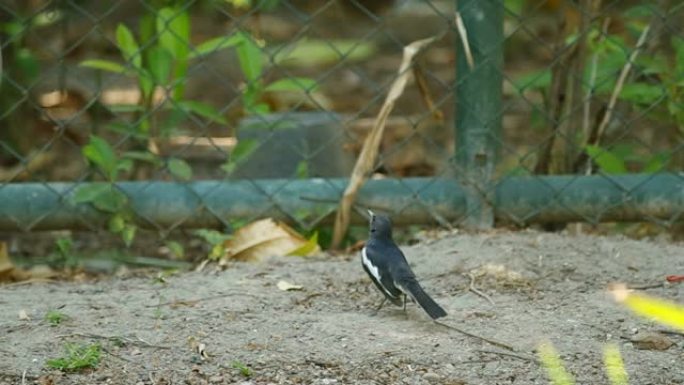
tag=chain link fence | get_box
[1,0,683,252]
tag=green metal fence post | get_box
[455,0,503,228]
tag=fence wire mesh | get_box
[1,0,683,251]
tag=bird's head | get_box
[367,210,393,239]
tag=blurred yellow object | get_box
[603,344,629,385]
[610,284,684,331]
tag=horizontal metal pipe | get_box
[495,173,684,224]
[0,178,465,231]
[1,173,683,232]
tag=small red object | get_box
[665,275,684,283]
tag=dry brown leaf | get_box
[222,218,320,262]
[0,242,14,280]
[631,331,674,351]
[277,280,303,291]
[331,34,441,248]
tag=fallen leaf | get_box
[287,232,319,257]
[631,331,674,351]
[0,242,14,280]
[222,218,320,262]
[277,280,303,291]
[18,309,30,321]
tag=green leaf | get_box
[264,77,317,92]
[619,83,665,106]
[273,39,375,67]
[115,24,141,69]
[72,183,111,204]
[177,100,228,124]
[295,160,308,178]
[672,37,684,77]
[585,145,627,174]
[643,152,670,173]
[513,69,551,91]
[159,106,189,136]
[79,59,129,74]
[137,68,156,102]
[236,32,263,83]
[123,151,161,166]
[122,224,136,247]
[168,158,193,181]
[193,229,230,245]
[287,232,319,257]
[165,240,185,259]
[157,7,190,59]
[106,122,147,138]
[116,158,133,174]
[147,46,173,85]
[221,139,257,174]
[92,188,128,213]
[14,48,40,81]
[55,237,73,256]
[157,6,190,100]
[247,102,270,115]
[108,214,126,233]
[189,34,244,60]
[82,136,119,180]
[231,139,258,162]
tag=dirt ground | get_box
[1,229,683,385]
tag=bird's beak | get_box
[367,209,374,218]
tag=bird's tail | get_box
[399,279,447,319]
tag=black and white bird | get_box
[361,210,447,319]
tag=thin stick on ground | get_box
[145,291,261,308]
[434,320,517,352]
[55,332,171,349]
[467,273,495,305]
[476,349,538,363]
[330,34,441,248]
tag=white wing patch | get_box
[362,247,394,298]
[361,247,381,282]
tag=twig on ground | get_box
[627,282,665,290]
[55,332,171,349]
[467,273,495,305]
[146,291,260,308]
[657,329,684,337]
[102,346,135,363]
[434,320,517,351]
[476,348,537,363]
[1,278,56,288]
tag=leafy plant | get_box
[46,343,101,372]
[221,139,258,175]
[233,32,317,115]
[73,136,136,246]
[232,360,253,378]
[80,5,232,142]
[193,229,231,259]
[45,310,68,326]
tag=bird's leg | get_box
[373,298,387,315]
[403,294,408,318]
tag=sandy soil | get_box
[1,230,683,385]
